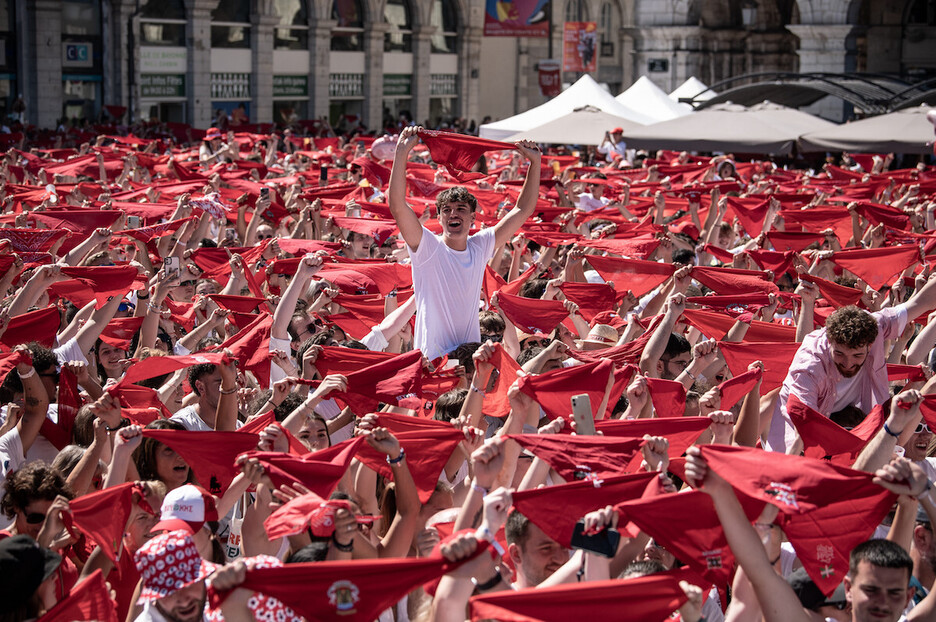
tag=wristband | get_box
[105,418,130,432]
[386,448,405,466]
[883,422,901,439]
[471,480,488,497]
[683,367,696,381]
[331,533,353,552]
[219,386,238,395]
[476,525,506,557]
[135,292,149,300]
[147,302,163,314]
[17,367,35,379]
[470,384,486,397]
[472,568,504,592]
[918,480,935,504]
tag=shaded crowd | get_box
[1,115,936,622]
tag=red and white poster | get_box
[538,60,561,97]
[563,22,598,72]
[484,0,551,37]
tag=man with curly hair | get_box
[767,277,936,452]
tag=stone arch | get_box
[794,0,853,25]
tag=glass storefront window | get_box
[430,0,457,54]
[141,22,186,46]
[212,0,250,48]
[274,0,308,50]
[62,0,101,36]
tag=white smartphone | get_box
[127,215,141,229]
[163,256,181,285]
[571,393,596,435]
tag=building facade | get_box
[9,0,936,129]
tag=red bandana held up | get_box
[416,129,516,180]
[469,571,690,622]
[99,316,145,350]
[786,394,866,463]
[495,291,569,335]
[37,569,117,622]
[62,483,151,564]
[510,472,658,547]
[797,273,863,308]
[717,367,763,409]
[718,341,801,393]
[829,245,920,290]
[585,255,676,297]
[517,359,614,421]
[209,553,483,622]
[506,434,645,481]
[140,429,259,496]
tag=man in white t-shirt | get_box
[170,357,239,431]
[388,125,542,360]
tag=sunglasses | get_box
[481,334,503,343]
[24,512,45,525]
[179,280,196,287]
[916,423,931,434]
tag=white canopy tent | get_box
[504,106,643,145]
[479,74,653,141]
[615,76,691,123]
[669,77,715,111]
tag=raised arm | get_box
[492,141,542,248]
[388,126,424,250]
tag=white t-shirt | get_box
[169,406,242,431]
[0,428,24,530]
[409,226,496,361]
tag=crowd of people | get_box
[0,110,935,622]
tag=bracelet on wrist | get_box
[883,422,901,439]
[17,367,35,379]
[147,302,163,314]
[386,448,406,466]
[136,292,149,300]
[471,480,488,497]
[476,525,506,557]
[470,384,486,397]
[331,532,353,552]
[472,567,504,592]
[219,386,238,395]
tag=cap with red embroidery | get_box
[134,531,219,603]
[151,485,218,535]
[205,128,222,140]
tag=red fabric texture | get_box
[116,352,227,387]
[829,245,920,290]
[207,294,269,313]
[596,417,710,471]
[718,341,801,393]
[517,359,614,421]
[682,309,796,342]
[0,228,69,252]
[243,441,363,498]
[469,571,689,622]
[62,483,145,564]
[334,350,424,415]
[557,282,619,321]
[575,235,661,260]
[33,210,122,233]
[140,429,259,496]
[767,231,825,253]
[506,433,644,481]
[215,313,273,388]
[481,344,522,418]
[510,472,658,547]
[52,265,143,308]
[495,292,569,335]
[330,217,398,245]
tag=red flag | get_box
[140,429,259,496]
[469,571,688,622]
[517,359,614,421]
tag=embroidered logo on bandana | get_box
[702,549,723,569]
[817,544,836,578]
[328,580,360,614]
[764,481,799,510]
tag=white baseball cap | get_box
[150,485,218,535]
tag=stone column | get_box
[787,24,855,120]
[362,22,389,130]
[27,0,62,128]
[184,0,218,128]
[411,25,433,126]
[307,19,335,122]
[627,26,699,93]
[457,24,483,123]
[109,0,140,122]
[251,12,279,124]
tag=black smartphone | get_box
[320,165,328,182]
[570,520,620,558]
[260,186,270,201]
